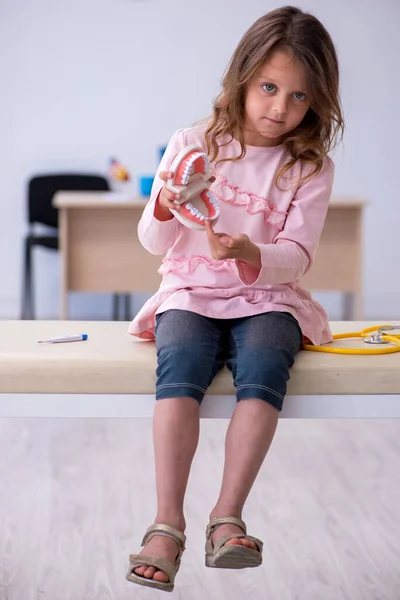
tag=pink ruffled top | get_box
[128,125,335,345]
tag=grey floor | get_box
[0,417,399,600]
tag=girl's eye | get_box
[293,92,307,101]
[262,83,276,93]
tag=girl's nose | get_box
[272,93,288,117]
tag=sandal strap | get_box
[128,553,180,583]
[213,533,263,554]
[206,516,247,540]
[141,523,186,559]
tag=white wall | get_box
[1,0,399,320]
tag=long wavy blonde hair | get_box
[205,6,344,186]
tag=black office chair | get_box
[21,173,131,320]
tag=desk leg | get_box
[112,294,119,320]
[111,294,132,320]
[124,294,131,320]
[342,292,363,320]
[59,208,69,320]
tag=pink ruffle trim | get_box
[213,174,287,229]
[159,255,237,275]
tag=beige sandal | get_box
[126,523,186,592]
[205,516,263,569]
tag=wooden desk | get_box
[302,196,365,320]
[53,192,162,319]
[54,192,365,321]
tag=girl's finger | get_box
[219,236,233,248]
[163,189,180,202]
[164,198,180,211]
[204,219,214,234]
[159,171,174,181]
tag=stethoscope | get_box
[302,325,400,355]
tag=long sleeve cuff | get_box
[237,241,309,286]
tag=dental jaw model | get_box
[167,145,219,230]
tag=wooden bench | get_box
[0,320,399,419]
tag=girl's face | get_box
[243,49,311,147]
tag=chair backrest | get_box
[28,173,110,228]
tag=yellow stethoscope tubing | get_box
[302,325,400,355]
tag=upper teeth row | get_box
[181,152,210,185]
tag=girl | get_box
[126,5,344,592]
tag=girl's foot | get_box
[210,519,257,550]
[205,516,263,570]
[132,520,186,583]
[133,534,181,582]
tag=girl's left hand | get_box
[204,220,261,268]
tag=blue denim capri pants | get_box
[154,309,303,412]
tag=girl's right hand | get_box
[154,171,181,220]
[154,169,215,222]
